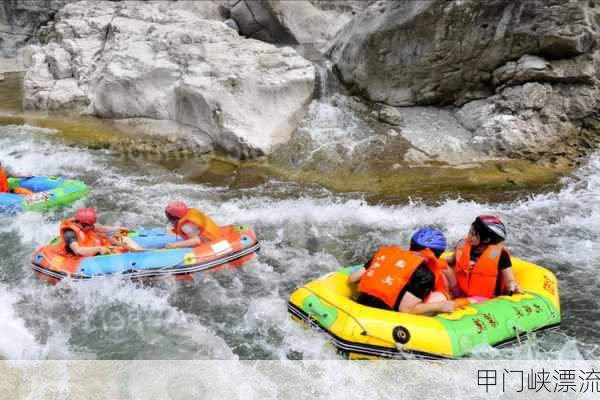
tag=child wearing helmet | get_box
[162,201,221,249]
[59,208,139,256]
[445,215,522,303]
[348,228,457,315]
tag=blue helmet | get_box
[410,228,447,251]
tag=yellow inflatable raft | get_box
[288,257,560,359]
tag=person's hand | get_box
[507,282,523,295]
[114,226,129,232]
[165,243,177,249]
[97,246,111,255]
[437,300,458,313]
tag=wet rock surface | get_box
[1,0,597,189]
[329,0,600,164]
[0,0,68,72]
[225,0,367,50]
[22,0,315,157]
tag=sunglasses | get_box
[79,223,95,229]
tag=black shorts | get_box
[356,292,394,311]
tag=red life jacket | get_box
[59,219,111,256]
[358,246,449,310]
[0,167,9,193]
[175,208,220,242]
[454,237,509,298]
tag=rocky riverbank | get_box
[329,0,600,163]
[1,0,599,201]
[0,72,568,203]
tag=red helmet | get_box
[165,201,188,219]
[473,215,507,243]
[75,208,97,225]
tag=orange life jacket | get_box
[425,251,450,302]
[454,237,509,298]
[59,219,111,255]
[175,208,220,242]
[0,167,9,193]
[358,246,449,310]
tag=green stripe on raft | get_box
[435,292,561,357]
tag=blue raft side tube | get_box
[127,228,182,249]
[0,193,24,213]
[77,248,194,276]
[77,228,191,276]
[17,177,67,192]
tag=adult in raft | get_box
[162,201,221,249]
[444,215,522,305]
[0,161,32,194]
[349,228,457,315]
[60,208,141,256]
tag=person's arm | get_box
[349,258,372,283]
[397,265,456,314]
[165,237,202,249]
[441,253,460,297]
[165,223,203,249]
[497,250,522,294]
[349,267,366,283]
[443,253,456,266]
[501,267,523,294]
[444,269,461,298]
[70,242,110,256]
[398,292,457,314]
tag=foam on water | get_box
[1,123,599,360]
[0,287,42,359]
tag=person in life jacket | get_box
[59,208,138,256]
[0,161,31,193]
[162,201,221,249]
[444,215,522,303]
[348,228,457,315]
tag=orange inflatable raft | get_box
[31,225,259,284]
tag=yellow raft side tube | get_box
[288,257,560,359]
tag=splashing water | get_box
[0,122,598,362]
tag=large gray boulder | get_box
[23,0,315,157]
[329,0,600,161]
[454,49,600,159]
[329,0,599,106]
[457,79,600,159]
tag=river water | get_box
[0,118,599,361]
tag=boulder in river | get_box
[329,0,600,163]
[22,0,315,157]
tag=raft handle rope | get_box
[513,324,524,348]
[300,285,399,348]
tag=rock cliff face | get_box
[330,0,600,161]
[226,0,364,49]
[22,0,315,157]
[0,0,66,72]
[10,0,600,165]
